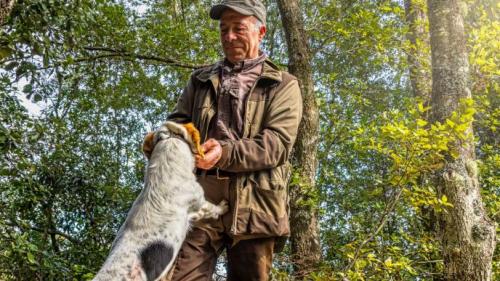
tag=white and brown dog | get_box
[93,121,228,281]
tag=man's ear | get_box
[258,25,266,41]
[164,121,189,141]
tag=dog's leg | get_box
[189,200,228,221]
[129,259,145,281]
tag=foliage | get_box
[0,0,208,278]
[467,0,500,276]
[0,0,497,280]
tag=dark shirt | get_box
[208,53,267,140]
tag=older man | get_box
[166,1,302,280]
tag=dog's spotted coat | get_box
[93,122,228,281]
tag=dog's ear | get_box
[164,122,204,158]
[181,123,204,158]
[165,121,189,140]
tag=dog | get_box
[93,121,228,281]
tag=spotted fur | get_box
[93,121,228,281]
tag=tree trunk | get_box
[0,0,15,24]
[404,0,431,101]
[276,0,321,277]
[404,2,441,278]
[427,0,496,280]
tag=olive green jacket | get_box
[168,59,302,239]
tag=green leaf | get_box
[33,94,43,103]
[4,62,19,71]
[0,168,10,176]
[27,252,36,264]
[446,119,456,128]
[417,119,428,127]
[22,84,33,94]
[384,257,393,268]
[0,47,13,60]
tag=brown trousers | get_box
[170,175,275,281]
[170,228,275,281]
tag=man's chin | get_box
[226,55,245,64]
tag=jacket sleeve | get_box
[216,79,303,172]
[167,74,196,124]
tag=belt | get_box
[196,168,234,179]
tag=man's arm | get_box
[216,79,302,172]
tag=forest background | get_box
[0,0,498,280]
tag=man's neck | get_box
[224,52,266,71]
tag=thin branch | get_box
[0,55,34,65]
[413,259,444,264]
[1,46,209,71]
[4,221,80,244]
[82,46,208,69]
[343,146,417,274]
[342,187,404,274]
[310,34,337,55]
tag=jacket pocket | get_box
[250,162,291,190]
[246,163,291,224]
[270,162,292,187]
[244,170,290,236]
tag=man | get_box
[151,1,302,280]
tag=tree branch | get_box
[342,145,417,275]
[4,220,80,244]
[82,46,208,69]
[342,186,404,275]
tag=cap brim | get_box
[210,4,254,20]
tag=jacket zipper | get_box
[230,77,262,235]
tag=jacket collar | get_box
[195,58,283,90]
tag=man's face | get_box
[219,9,266,64]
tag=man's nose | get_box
[223,30,237,42]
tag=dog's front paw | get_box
[188,212,202,222]
[218,200,229,215]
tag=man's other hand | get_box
[196,138,222,170]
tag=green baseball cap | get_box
[210,0,266,25]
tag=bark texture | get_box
[404,0,431,100]
[277,0,321,277]
[0,0,15,24]
[427,0,496,280]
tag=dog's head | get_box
[155,121,204,158]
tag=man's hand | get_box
[196,138,222,170]
[142,132,155,159]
